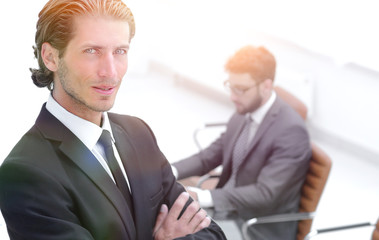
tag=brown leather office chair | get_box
[274,85,308,120]
[241,142,332,240]
[297,143,332,239]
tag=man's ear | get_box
[259,78,273,98]
[41,42,59,72]
[261,78,273,91]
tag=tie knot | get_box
[243,116,253,129]
[98,130,113,149]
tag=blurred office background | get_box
[0,0,378,239]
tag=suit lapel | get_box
[110,119,153,239]
[223,98,282,175]
[60,137,136,239]
[36,105,136,240]
[239,97,282,165]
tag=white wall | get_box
[241,31,379,159]
[1,0,378,161]
[0,1,50,161]
[137,0,379,160]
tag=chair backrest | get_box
[297,143,332,240]
[274,86,332,239]
[373,219,379,240]
[274,86,308,120]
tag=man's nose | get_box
[98,53,117,78]
[229,91,239,102]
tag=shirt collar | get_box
[46,94,114,150]
[248,91,277,125]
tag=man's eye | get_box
[115,49,127,55]
[84,48,96,54]
[236,87,247,92]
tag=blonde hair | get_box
[225,45,276,83]
[31,0,135,89]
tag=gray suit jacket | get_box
[0,104,226,240]
[173,97,311,239]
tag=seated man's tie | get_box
[225,117,253,189]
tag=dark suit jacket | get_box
[173,97,312,239]
[0,104,226,240]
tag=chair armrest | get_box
[304,221,376,240]
[242,212,316,240]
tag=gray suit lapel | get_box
[241,97,282,162]
[253,97,282,144]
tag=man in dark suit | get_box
[172,46,312,239]
[0,0,226,239]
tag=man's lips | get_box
[93,86,116,95]
[233,101,241,107]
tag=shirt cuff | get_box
[197,189,214,208]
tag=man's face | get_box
[53,15,130,122]
[226,72,263,115]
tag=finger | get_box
[194,216,211,233]
[166,192,190,221]
[187,207,207,232]
[153,204,168,237]
[179,200,200,224]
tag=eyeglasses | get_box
[223,80,258,96]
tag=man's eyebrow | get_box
[80,43,130,49]
[118,44,130,49]
[232,83,250,88]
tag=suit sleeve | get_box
[172,134,224,180]
[156,158,226,240]
[211,124,311,213]
[0,161,95,240]
[173,113,237,181]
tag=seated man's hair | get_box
[225,45,276,83]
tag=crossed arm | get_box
[0,160,225,240]
[153,192,211,240]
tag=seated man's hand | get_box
[153,192,211,240]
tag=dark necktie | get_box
[98,130,134,215]
[224,117,253,189]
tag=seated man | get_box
[172,45,311,239]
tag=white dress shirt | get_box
[46,94,131,191]
[178,92,277,208]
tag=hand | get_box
[153,192,211,240]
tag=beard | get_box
[237,93,263,115]
[56,60,115,113]
[246,95,263,114]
